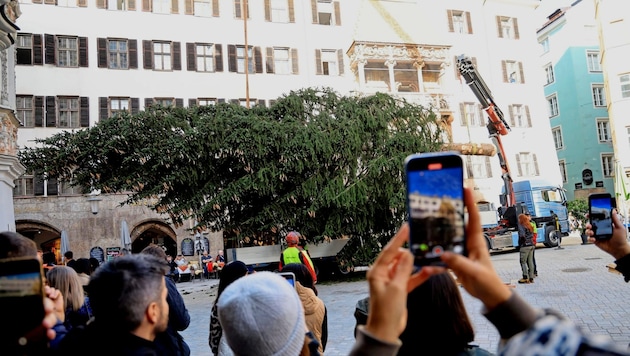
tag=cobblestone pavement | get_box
[178,234,630,355]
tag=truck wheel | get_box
[543,226,559,247]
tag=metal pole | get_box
[243,0,250,108]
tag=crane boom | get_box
[456,55,515,208]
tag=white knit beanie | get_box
[217,271,306,356]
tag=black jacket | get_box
[154,276,191,356]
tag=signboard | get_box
[181,238,195,256]
[90,246,105,264]
[575,183,583,189]
[596,181,604,188]
[106,247,121,261]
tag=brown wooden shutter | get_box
[315,49,321,75]
[257,99,266,107]
[291,48,298,74]
[143,0,151,12]
[217,99,225,103]
[145,98,154,108]
[533,154,539,175]
[172,42,181,70]
[212,0,219,16]
[78,37,88,67]
[80,97,89,127]
[266,47,274,73]
[45,96,56,127]
[515,154,522,176]
[334,1,341,25]
[228,45,236,72]
[485,157,492,177]
[264,0,271,21]
[45,34,55,65]
[508,105,515,126]
[513,18,520,39]
[99,97,109,120]
[131,98,140,114]
[33,34,43,65]
[188,98,197,107]
[171,0,178,13]
[254,46,263,73]
[288,0,295,22]
[501,60,507,82]
[129,40,138,69]
[175,98,184,107]
[234,0,241,18]
[186,43,196,71]
[496,16,503,38]
[78,0,87,7]
[128,0,136,10]
[143,40,153,69]
[34,96,44,127]
[47,177,58,196]
[311,0,317,23]
[32,0,42,4]
[459,103,465,125]
[337,49,344,75]
[466,12,473,34]
[525,106,531,127]
[96,0,105,8]
[453,56,459,78]
[97,38,107,68]
[214,44,223,72]
[465,156,473,178]
[447,10,454,32]
[518,62,524,83]
[184,0,192,14]
[230,99,239,104]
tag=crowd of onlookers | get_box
[3,186,630,355]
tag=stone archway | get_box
[16,220,62,262]
[130,220,178,257]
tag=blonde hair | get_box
[46,266,85,312]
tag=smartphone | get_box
[589,193,614,240]
[0,257,48,353]
[405,152,466,267]
[277,272,296,288]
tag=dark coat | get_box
[57,322,158,355]
[154,276,191,356]
[518,224,534,247]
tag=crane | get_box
[457,54,516,210]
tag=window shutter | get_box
[334,1,341,25]
[515,154,522,176]
[185,0,192,14]
[45,34,55,65]
[175,98,184,107]
[218,99,225,103]
[311,0,317,23]
[315,49,321,75]
[97,38,107,68]
[96,0,105,8]
[291,48,298,74]
[47,177,58,196]
[143,0,151,12]
[145,98,154,108]
[33,34,43,65]
[288,0,295,22]
[264,0,271,21]
[477,104,484,126]
[78,0,87,7]
[214,44,223,72]
[172,42,181,70]
[453,56,459,78]
[171,0,178,13]
[212,0,219,16]
[32,0,42,4]
[513,18,520,39]
[34,96,44,127]
[234,0,241,18]
[525,106,531,127]
[99,97,108,120]
[254,46,263,73]
[78,37,88,67]
[186,43,196,71]
[466,12,473,34]
[188,98,197,107]
[34,174,44,196]
[496,16,503,38]
[128,0,136,10]
[337,49,344,75]
[265,47,274,73]
[465,156,473,178]
[447,10,454,32]
[533,154,539,175]
[501,60,507,82]
[518,62,524,83]
[485,157,492,177]
[131,98,140,114]
[257,99,266,107]
[45,96,56,127]
[129,40,138,69]
[459,103,465,125]
[228,45,236,72]
[230,99,239,104]
[508,105,515,126]
[143,40,153,69]
[80,97,89,127]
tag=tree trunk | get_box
[443,143,496,156]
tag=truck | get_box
[457,55,570,250]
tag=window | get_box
[364,61,390,90]
[447,10,472,34]
[587,51,601,72]
[316,49,344,76]
[13,173,58,197]
[592,84,606,107]
[57,0,77,7]
[421,63,441,86]
[194,0,212,17]
[540,37,549,53]
[108,40,128,69]
[196,44,215,72]
[547,94,558,117]
[544,64,554,84]
[460,102,482,127]
[597,119,611,142]
[515,152,539,177]
[96,0,135,10]
[273,48,290,74]
[16,34,34,65]
[153,42,172,71]
[155,98,175,107]
[57,97,80,128]
[266,0,290,22]
[13,174,34,197]
[465,156,492,179]
[602,154,614,177]
[552,127,564,150]
[620,74,630,98]
[16,96,34,127]
[59,180,82,195]
[312,0,340,26]
[234,0,250,19]
[98,38,137,70]
[396,62,420,92]
[509,104,531,128]
[57,36,79,67]
[197,98,216,106]
[227,45,261,74]
[236,45,253,73]
[503,60,524,83]
[108,0,128,10]
[497,16,519,39]
[559,160,567,183]
[152,0,170,13]
[110,98,130,115]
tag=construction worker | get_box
[527,212,538,276]
[279,231,317,283]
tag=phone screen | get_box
[590,194,613,239]
[278,272,296,288]
[406,153,466,266]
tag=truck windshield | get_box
[542,189,564,203]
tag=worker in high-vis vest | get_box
[279,231,317,283]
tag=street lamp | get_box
[86,193,102,215]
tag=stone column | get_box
[385,59,397,92]
[356,59,367,90]
[0,111,24,232]
[414,61,425,93]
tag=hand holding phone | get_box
[405,152,466,267]
[589,193,614,240]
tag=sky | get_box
[407,167,464,199]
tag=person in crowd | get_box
[201,251,213,278]
[209,260,249,356]
[73,257,92,286]
[587,209,630,282]
[42,250,57,271]
[517,213,535,284]
[64,251,76,269]
[349,187,630,356]
[551,210,563,249]
[57,254,170,354]
[526,212,538,277]
[282,263,327,354]
[166,254,178,281]
[217,271,320,356]
[88,257,100,274]
[175,254,191,281]
[141,245,191,356]
[213,250,226,272]
[46,266,92,331]
[279,231,317,284]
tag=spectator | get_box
[213,250,226,271]
[88,257,100,274]
[64,251,76,269]
[57,254,170,354]
[73,258,92,286]
[517,213,535,284]
[208,260,249,356]
[46,266,92,331]
[201,251,213,278]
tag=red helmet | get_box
[285,231,301,246]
